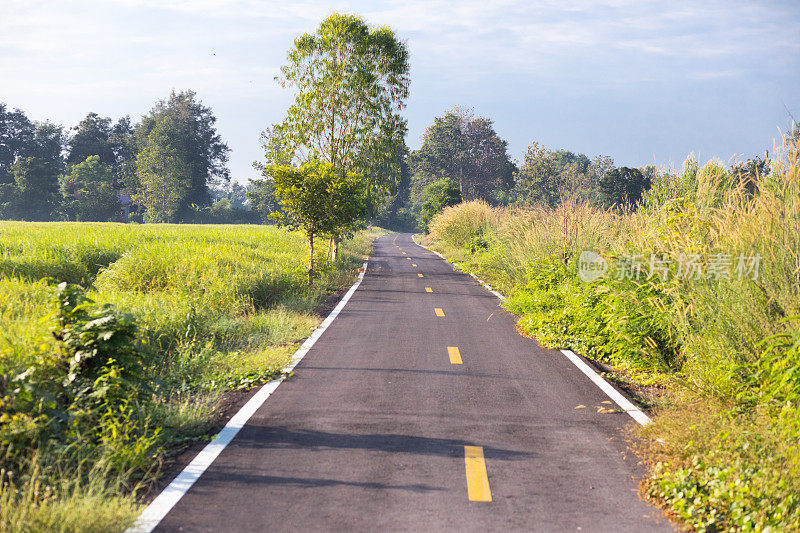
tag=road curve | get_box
[154,233,673,532]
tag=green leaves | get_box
[410,109,515,205]
[419,178,462,232]
[134,114,192,223]
[132,90,229,222]
[269,161,368,280]
[59,155,121,222]
[272,13,409,196]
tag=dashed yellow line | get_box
[434,308,445,317]
[418,273,424,278]
[402,252,406,255]
[448,346,462,364]
[464,446,492,502]
[412,263,417,267]
[425,287,433,293]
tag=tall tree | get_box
[588,154,615,186]
[410,108,514,202]
[246,179,280,223]
[134,90,229,220]
[133,115,191,222]
[270,13,410,258]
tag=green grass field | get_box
[0,222,379,531]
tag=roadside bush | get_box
[427,200,499,249]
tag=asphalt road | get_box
[154,233,673,532]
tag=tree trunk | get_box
[308,232,315,284]
[327,237,333,262]
[331,235,339,261]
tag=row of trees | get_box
[0,91,233,223]
[373,107,657,232]
[389,106,773,230]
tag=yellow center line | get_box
[418,273,424,278]
[425,287,433,293]
[402,252,406,255]
[412,263,417,267]
[464,446,492,502]
[434,308,445,317]
[448,346,462,364]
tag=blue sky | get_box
[2,0,799,183]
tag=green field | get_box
[422,146,800,531]
[0,222,378,531]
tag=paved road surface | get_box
[155,233,672,532]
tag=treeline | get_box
[0,91,258,224]
[375,106,770,231]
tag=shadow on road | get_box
[231,425,533,462]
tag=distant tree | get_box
[0,103,36,185]
[598,166,651,209]
[246,179,280,223]
[269,161,367,282]
[411,108,514,202]
[588,155,615,186]
[512,142,560,207]
[133,115,191,222]
[373,156,415,230]
[133,90,229,220]
[272,13,409,258]
[211,181,249,209]
[550,150,591,174]
[30,122,66,173]
[1,156,60,220]
[68,113,134,175]
[419,178,462,232]
[0,118,65,220]
[512,142,599,206]
[730,153,769,197]
[60,155,121,221]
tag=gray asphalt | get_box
[155,233,673,532]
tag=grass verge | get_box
[0,222,382,532]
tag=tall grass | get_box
[425,137,800,530]
[0,222,378,531]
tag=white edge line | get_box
[126,260,370,533]
[412,234,650,427]
[560,350,651,426]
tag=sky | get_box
[2,0,799,184]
